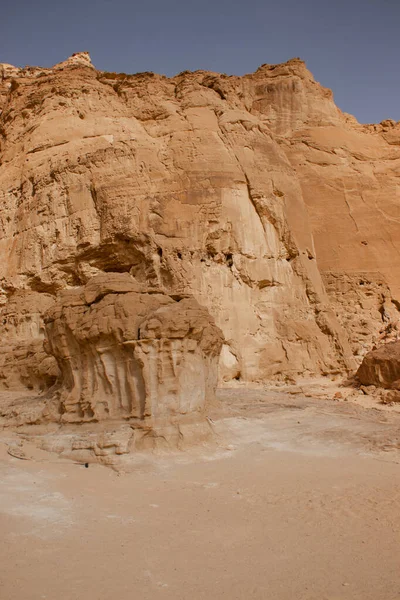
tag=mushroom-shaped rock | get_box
[44,274,224,426]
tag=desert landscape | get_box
[1,52,400,599]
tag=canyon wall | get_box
[0,52,399,391]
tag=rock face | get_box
[282,90,400,361]
[44,273,223,426]
[0,291,59,390]
[285,114,400,300]
[0,51,399,392]
[321,273,400,362]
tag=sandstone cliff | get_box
[1,51,398,391]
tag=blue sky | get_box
[1,0,399,123]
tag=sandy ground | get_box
[1,387,400,600]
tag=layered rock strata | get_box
[1,52,399,392]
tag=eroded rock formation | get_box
[0,51,399,394]
[321,273,400,362]
[43,274,223,426]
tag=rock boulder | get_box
[357,341,400,389]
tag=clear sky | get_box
[1,0,399,123]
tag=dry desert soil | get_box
[1,386,400,600]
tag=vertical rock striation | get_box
[44,274,223,427]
